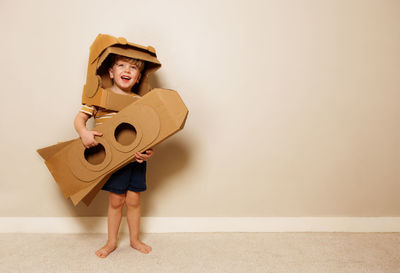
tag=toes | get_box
[131,243,151,254]
[95,246,115,258]
[141,245,152,253]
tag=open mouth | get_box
[121,75,131,81]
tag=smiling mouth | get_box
[121,76,131,80]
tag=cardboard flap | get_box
[69,179,103,206]
[81,174,112,206]
[37,140,75,161]
[89,34,119,64]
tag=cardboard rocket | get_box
[38,88,188,206]
[37,34,188,206]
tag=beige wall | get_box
[0,0,399,217]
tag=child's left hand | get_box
[135,149,154,163]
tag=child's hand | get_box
[135,149,154,163]
[80,130,103,148]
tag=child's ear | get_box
[136,73,141,83]
[108,67,114,79]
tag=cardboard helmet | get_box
[83,34,162,105]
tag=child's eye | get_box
[130,66,137,70]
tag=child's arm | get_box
[74,112,103,148]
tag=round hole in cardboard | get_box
[114,122,137,146]
[84,144,106,165]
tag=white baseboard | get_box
[1,217,400,233]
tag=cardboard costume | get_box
[82,34,162,109]
[37,34,188,206]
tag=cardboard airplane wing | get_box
[37,88,188,206]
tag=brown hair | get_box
[110,54,145,72]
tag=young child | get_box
[74,54,154,258]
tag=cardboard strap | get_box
[82,88,142,112]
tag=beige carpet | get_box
[1,233,399,273]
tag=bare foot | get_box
[130,240,152,254]
[95,243,117,258]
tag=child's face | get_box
[108,58,141,92]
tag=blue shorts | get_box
[102,161,147,194]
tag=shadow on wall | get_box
[142,137,191,215]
